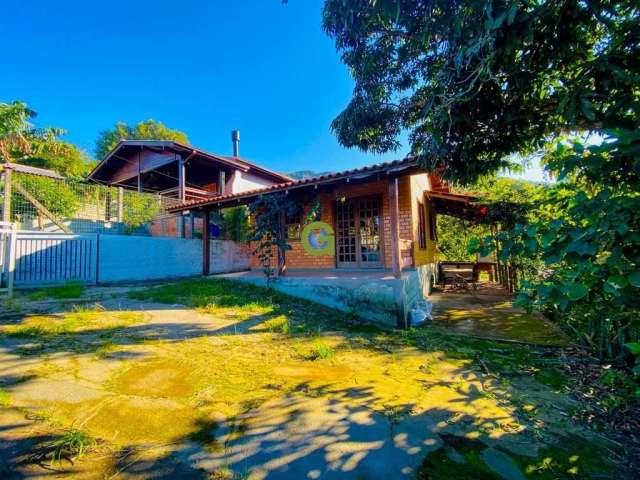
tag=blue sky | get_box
[2,0,544,180]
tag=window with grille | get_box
[285,212,302,240]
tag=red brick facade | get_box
[250,175,427,271]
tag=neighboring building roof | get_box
[1,162,64,180]
[87,139,292,184]
[220,155,294,183]
[169,157,421,212]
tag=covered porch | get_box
[87,140,245,202]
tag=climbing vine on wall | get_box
[248,193,302,281]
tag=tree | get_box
[324,1,639,361]
[0,101,93,178]
[323,0,638,182]
[95,119,190,159]
[492,132,640,360]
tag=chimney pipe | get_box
[231,130,240,157]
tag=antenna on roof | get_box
[231,130,240,157]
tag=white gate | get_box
[0,222,18,297]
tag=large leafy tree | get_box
[324,1,639,360]
[323,0,638,182]
[0,101,93,178]
[95,119,190,160]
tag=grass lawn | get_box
[0,279,630,479]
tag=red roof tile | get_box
[169,157,420,212]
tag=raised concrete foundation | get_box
[218,266,437,328]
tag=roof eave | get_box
[170,158,420,213]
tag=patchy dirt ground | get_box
[0,279,632,479]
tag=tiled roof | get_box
[87,140,292,184]
[169,157,419,212]
[1,162,64,180]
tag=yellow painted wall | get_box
[410,174,437,266]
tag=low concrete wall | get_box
[11,232,252,287]
[97,236,250,283]
[97,236,201,283]
[221,272,403,327]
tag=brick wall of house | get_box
[250,175,418,271]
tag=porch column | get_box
[278,211,286,276]
[202,208,211,276]
[388,177,402,279]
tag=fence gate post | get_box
[6,224,17,297]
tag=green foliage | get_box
[25,138,96,178]
[437,215,487,261]
[121,190,161,234]
[437,178,541,262]
[214,207,250,242]
[626,343,640,377]
[47,428,96,463]
[323,0,639,183]
[307,343,335,360]
[248,193,302,281]
[13,174,80,219]
[0,101,93,177]
[29,282,85,301]
[94,119,190,159]
[484,132,640,360]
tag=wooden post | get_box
[278,211,286,276]
[2,169,11,224]
[117,187,124,223]
[178,156,186,202]
[388,177,402,279]
[202,209,211,276]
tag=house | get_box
[87,132,293,237]
[87,133,292,201]
[167,155,476,327]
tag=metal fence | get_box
[13,232,97,285]
[1,170,181,235]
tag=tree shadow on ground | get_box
[0,279,630,479]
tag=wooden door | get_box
[336,201,358,267]
[335,197,383,268]
[357,197,382,267]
